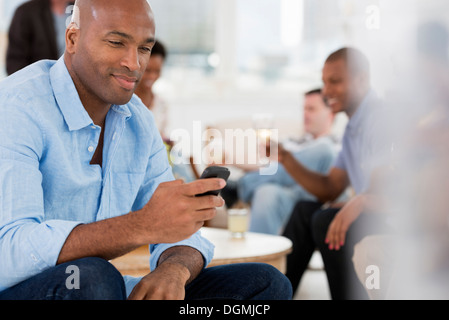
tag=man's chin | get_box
[111,92,135,106]
[330,103,344,114]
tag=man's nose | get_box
[121,47,140,72]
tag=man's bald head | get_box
[69,1,80,28]
[64,0,156,111]
[69,0,153,30]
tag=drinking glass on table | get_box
[227,208,249,239]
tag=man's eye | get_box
[139,47,152,53]
[108,41,123,46]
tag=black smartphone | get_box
[195,166,230,197]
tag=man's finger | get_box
[194,194,225,210]
[195,207,218,222]
[181,178,227,197]
[326,221,339,250]
[337,227,347,249]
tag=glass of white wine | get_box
[227,208,249,239]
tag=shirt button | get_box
[88,146,95,152]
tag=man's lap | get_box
[0,257,126,300]
[0,258,292,300]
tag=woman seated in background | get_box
[135,40,169,142]
[135,40,195,183]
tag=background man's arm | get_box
[280,148,349,203]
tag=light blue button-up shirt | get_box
[333,89,390,194]
[0,57,214,295]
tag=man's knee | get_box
[252,184,285,210]
[185,262,292,300]
[236,263,293,300]
[256,263,293,300]
[311,208,339,243]
[254,184,283,199]
[65,257,126,300]
[290,201,322,226]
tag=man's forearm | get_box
[57,211,144,265]
[281,151,336,202]
[157,246,205,285]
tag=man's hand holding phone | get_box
[196,166,230,197]
[136,167,229,244]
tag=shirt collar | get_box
[50,57,132,131]
[111,104,132,120]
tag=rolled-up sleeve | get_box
[0,106,81,291]
[0,219,81,290]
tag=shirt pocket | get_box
[108,172,146,217]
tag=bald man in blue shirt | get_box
[0,0,291,300]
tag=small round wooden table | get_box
[110,227,292,277]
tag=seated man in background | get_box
[223,89,343,235]
[280,47,392,300]
[0,0,292,300]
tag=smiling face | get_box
[321,59,351,114]
[65,0,156,108]
[321,51,371,118]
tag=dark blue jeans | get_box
[0,257,292,300]
[282,200,391,300]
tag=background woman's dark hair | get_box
[152,40,167,59]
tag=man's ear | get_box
[65,24,80,54]
[351,72,369,96]
[358,72,371,94]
